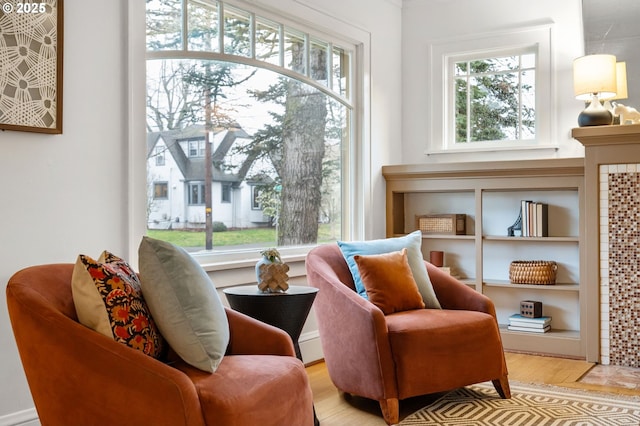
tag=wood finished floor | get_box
[306,352,640,426]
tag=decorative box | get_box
[509,260,557,285]
[416,214,466,235]
[520,300,543,318]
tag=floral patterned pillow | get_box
[71,251,165,359]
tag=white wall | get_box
[0,1,130,423]
[401,0,586,164]
[0,0,402,424]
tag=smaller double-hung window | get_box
[429,26,553,153]
[453,51,536,144]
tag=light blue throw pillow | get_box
[338,231,441,309]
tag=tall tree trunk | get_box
[277,41,328,245]
[278,82,327,245]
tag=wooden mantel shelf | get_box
[572,124,640,147]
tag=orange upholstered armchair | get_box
[6,264,314,426]
[305,243,510,425]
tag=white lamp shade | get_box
[573,54,617,100]
[602,62,628,101]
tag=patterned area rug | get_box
[400,381,640,425]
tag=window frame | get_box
[452,48,537,144]
[187,182,206,205]
[153,182,169,199]
[428,25,555,155]
[221,183,231,203]
[155,146,166,166]
[130,0,371,266]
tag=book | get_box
[508,324,551,333]
[509,320,549,329]
[521,200,532,237]
[509,314,552,326]
[535,202,548,237]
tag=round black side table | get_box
[223,285,318,360]
[223,285,320,426]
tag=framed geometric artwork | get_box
[0,0,63,134]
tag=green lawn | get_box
[147,223,339,248]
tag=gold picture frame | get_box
[0,0,63,134]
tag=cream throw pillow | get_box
[138,237,230,373]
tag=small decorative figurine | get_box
[256,248,289,293]
[613,103,640,125]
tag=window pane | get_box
[146,59,347,250]
[310,39,328,85]
[187,0,220,52]
[453,51,536,144]
[255,17,280,65]
[284,28,306,74]
[521,53,536,69]
[454,77,468,143]
[332,46,349,98]
[470,56,518,73]
[224,5,250,56]
[521,69,536,139]
[154,182,168,199]
[470,73,518,141]
[221,184,231,203]
[146,0,183,51]
[455,61,467,76]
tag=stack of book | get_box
[507,313,552,333]
[520,200,548,237]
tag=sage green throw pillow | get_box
[138,236,229,373]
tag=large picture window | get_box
[145,0,354,252]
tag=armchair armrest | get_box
[426,262,497,318]
[225,307,296,357]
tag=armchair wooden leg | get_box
[379,398,399,425]
[492,375,511,399]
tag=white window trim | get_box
[427,24,555,155]
[127,1,371,269]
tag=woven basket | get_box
[509,260,557,285]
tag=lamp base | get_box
[578,95,613,127]
[578,109,613,126]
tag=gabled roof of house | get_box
[147,124,253,185]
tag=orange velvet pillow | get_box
[354,248,425,315]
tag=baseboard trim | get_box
[0,408,39,426]
[299,330,323,364]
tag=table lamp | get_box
[573,54,617,126]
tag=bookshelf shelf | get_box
[383,158,586,359]
[483,280,580,292]
[483,236,579,242]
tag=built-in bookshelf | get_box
[382,158,586,359]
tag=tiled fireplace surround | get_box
[573,125,640,367]
[599,164,640,367]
